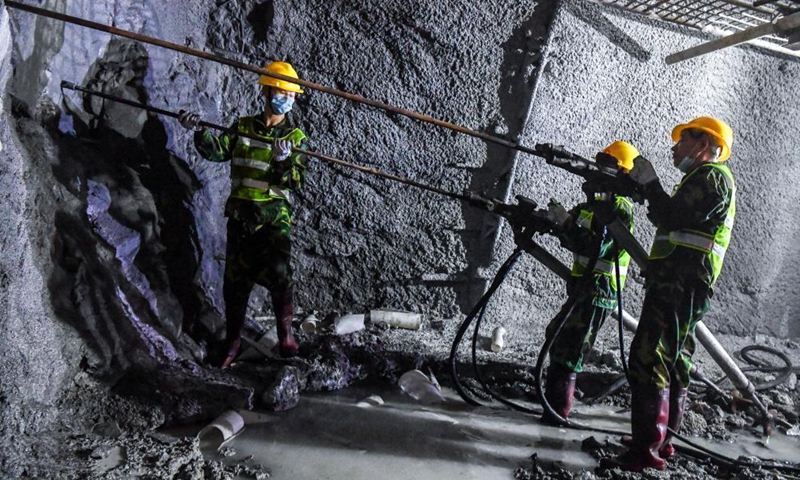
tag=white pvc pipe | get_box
[197,410,245,449]
[301,314,319,334]
[334,314,365,335]
[490,326,506,353]
[370,309,423,330]
[612,305,761,404]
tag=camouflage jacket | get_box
[193,114,308,229]
[559,196,635,310]
[644,163,735,290]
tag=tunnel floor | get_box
[168,385,800,479]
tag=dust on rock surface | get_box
[2,0,800,478]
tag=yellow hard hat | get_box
[671,116,733,162]
[601,141,640,173]
[258,61,304,94]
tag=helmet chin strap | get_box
[677,142,705,172]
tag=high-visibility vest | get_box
[648,163,736,286]
[229,117,306,202]
[570,196,633,292]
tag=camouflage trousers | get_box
[546,289,614,373]
[628,280,711,390]
[222,199,293,342]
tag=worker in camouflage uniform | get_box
[601,117,735,472]
[541,141,638,424]
[179,61,308,367]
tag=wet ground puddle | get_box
[190,386,800,479]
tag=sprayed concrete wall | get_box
[497,0,800,342]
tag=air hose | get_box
[448,249,525,407]
[716,345,796,391]
[449,244,800,474]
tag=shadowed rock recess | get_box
[1,0,799,477]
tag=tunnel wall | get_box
[2,0,800,445]
[498,0,800,340]
[0,0,557,436]
[0,5,84,437]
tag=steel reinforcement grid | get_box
[596,0,800,47]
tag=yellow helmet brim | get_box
[258,75,304,94]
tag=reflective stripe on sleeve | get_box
[232,177,271,190]
[239,137,271,149]
[574,254,628,276]
[232,157,271,171]
[668,231,715,252]
[231,178,290,199]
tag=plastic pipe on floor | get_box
[490,327,506,353]
[197,410,245,450]
[370,309,422,330]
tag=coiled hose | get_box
[448,247,800,474]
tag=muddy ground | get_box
[2,313,797,479]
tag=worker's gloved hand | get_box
[178,110,201,131]
[546,199,571,228]
[628,156,658,187]
[536,143,556,162]
[272,139,292,162]
[511,224,530,249]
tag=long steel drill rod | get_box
[8,1,539,157]
[63,80,775,427]
[59,81,468,202]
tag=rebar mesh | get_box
[597,0,800,47]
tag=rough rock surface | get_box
[261,365,302,411]
[2,0,800,478]
[504,0,800,343]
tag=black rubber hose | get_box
[471,234,610,420]
[449,297,492,406]
[465,248,547,414]
[449,249,525,406]
[470,296,542,415]
[613,247,629,380]
[739,345,795,391]
[710,345,795,391]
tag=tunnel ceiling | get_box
[597,0,800,52]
